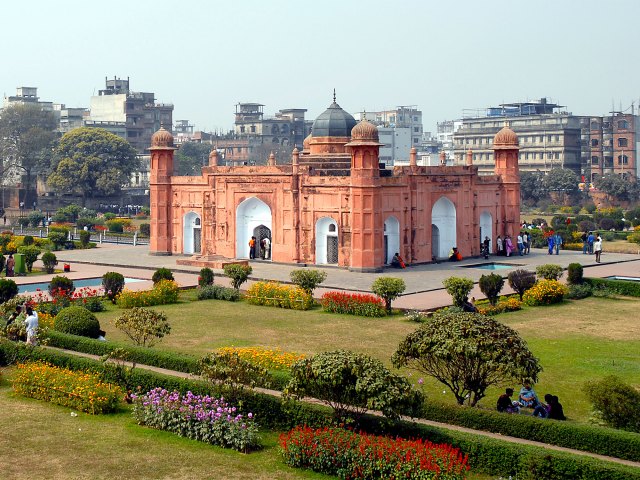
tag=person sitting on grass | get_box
[519,381,539,408]
[548,395,566,420]
[497,388,520,414]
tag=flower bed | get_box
[245,281,313,310]
[12,361,121,414]
[217,346,305,371]
[477,296,522,316]
[132,388,260,452]
[116,279,179,308]
[523,279,568,306]
[320,291,386,317]
[280,426,469,479]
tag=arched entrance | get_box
[236,197,272,259]
[253,224,272,259]
[480,211,493,253]
[183,212,201,254]
[384,216,400,264]
[315,217,338,265]
[431,197,456,259]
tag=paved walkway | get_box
[44,345,640,469]
[45,243,640,310]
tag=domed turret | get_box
[151,125,174,148]
[350,118,379,142]
[493,125,519,149]
[311,92,356,138]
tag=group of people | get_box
[4,253,15,277]
[5,304,39,345]
[495,233,530,257]
[390,252,406,268]
[546,232,564,255]
[581,231,603,263]
[448,247,463,262]
[248,236,271,260]
[497,382,566,420]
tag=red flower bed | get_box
[320,291,386,317]
[280,426,469,479]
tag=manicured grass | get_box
[0,378,329,480]
[94,293,640,424]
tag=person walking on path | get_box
[553,233,563,255]
[547,235,554,255]
[594,235,603,263]
[587,232,594,254]
[505,236,514,257]
[496,235,504,256]
[248,236,256,259]
[263,237,271,260]
[6,254,15,277]
[581,232,588,254]
[522,231,530,255]
[517,234,524,256]
[24,306,39,346]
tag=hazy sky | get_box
[3,0,639,133]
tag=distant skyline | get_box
[3,0,640,134]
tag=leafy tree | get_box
[371,277,406,313]
[290,269,327,296]
[285,350,423,421]
[224,264,252,290]
[41,251,58,274]
[17,245,41,272]
[175,142,212,175]
[0,104,58,201]
[478,273,504,306]
[114,307,171,347]
[392,311,541,406]
[442,277,474,307]
[507,269,536,300]
[583,376,640,433]
[48,128,139,205]
[519,170,547,205]
[102,272,125,304]
[543,168,580,197]
[594,174,637,202]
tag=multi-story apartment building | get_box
[233,103,310,149]
[453,99,582,175]
[584,112,638,181]
[89,77,173,153]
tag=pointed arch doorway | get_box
[236,197,272,260]
[183,212,201,254]
[431,197,456,259]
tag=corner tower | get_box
[493,124,521,237]
[346,118,384,272]
[149,126,176,255]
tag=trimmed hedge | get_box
[43,330,199,374]
[1,340,639,480]
[420,401,640,463]
[584,277,640,297]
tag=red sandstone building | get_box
[149,98,521,271]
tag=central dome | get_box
[311,97,356,138]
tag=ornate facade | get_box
[150,98,521,272]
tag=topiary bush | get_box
[536,264,564,281]
[139,223,150,236]
[17,245,41,273]
[79,230,91,247]
[442,277,474,307]
[567,263,583,285]
[47,228,69,250]
[599,218,616,230]
[583,376,640,433]
[48,276,75,296]
[152,267,174,284]
[53,306,101,338]
[289,269,327,296]
[371,277,406,313]
[223,264,252,290]
[22,235,34,246]
[198,267,214,287]
[102,271,125,304]
[478,273,504,306]
[0,278,19,304]
[41,251,58,274]
[523,280,568,306]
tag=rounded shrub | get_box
[152,267,174,284]
[41,251,58,274]
[536,264,564,281]
[53,306,101,338]
[599,218,616,230]
[22,235,34,246]
[567,263,583,285]
[17,245,41,273]
[289,269,327,296]
[79,230,91,247]
[442,277,474,307]
[478,273,504,306]
[199,267,214,287]
[48,275,75,296]
[102,271,125,304]
[139,223,150,236]
[523,280,568,306]
[584,376,640,433]
[0,278,19,303]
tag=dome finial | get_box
[363,109,367,121]
[333,88,336,103]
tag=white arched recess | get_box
[384,216,400,264]
[183,211,201,254]
[480,211,493,253]
[315,217,338,265]
[236,197,272,259]
[431,196,456,259]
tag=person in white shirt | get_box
[594,236,603,263]
[24,306,39,345]
[263,237,271,259]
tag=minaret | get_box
[345,118,384,272]
[149,126,176,255]
[493,123,521,237]
[209,149,218,167]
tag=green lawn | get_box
[94,294,640,423]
